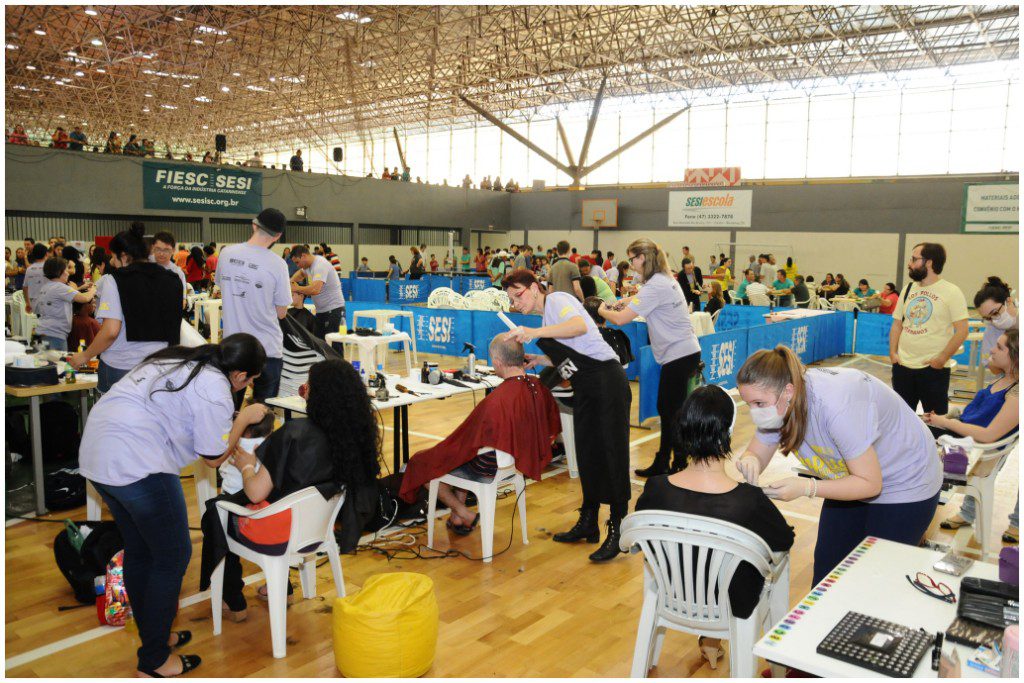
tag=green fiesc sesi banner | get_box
[142,161,263,214]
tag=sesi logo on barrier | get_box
[420,315,453,344]
[398,284,421,300]
[791,325,809,356]
[709,339,736,380]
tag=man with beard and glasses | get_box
[889,242,968,421]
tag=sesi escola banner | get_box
[142,161,263,213]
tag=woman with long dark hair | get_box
[502,269,631,562]
[207,358,380,613]
[79,333,267,677]
[69,223,184,392]
[61,245,85,287]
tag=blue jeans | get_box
[91,473,192,672]
[961,495,1019,528]
[97,359,131,394]
[812,493,940,585]
[41,335,68,352]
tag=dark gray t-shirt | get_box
[547,257,580,296]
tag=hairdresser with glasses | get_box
[68,223,184,393]
[597,238,701,477]
[734,345,942,586]
[974,276,1018,358]
[79,333,267,678]
[502,268,632,563]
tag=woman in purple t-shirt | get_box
[733,345,942,585]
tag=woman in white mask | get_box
[975,276,1017,357]
[734,345,942,586]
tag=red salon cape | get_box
[399,375,561,502]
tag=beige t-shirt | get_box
[892,278,968,369]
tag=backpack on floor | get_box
[44,468,87,511]
[53,521,124,604]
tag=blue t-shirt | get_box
[772,278,795,291]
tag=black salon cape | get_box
[199,419,376,590]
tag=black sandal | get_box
[139,655,202,678]
[170,631,192,650]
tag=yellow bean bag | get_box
[333,572,439,678]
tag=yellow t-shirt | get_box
[784,264,798,280]
[892,279,968,369]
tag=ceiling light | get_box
[95,68,105,73]
[202,125,209,130]
[74,71,85,77]
[144,93,153,97]
[67,51,78,57]
[268,77,276,82]
[196,25,227,35]
[161,104,177,109]
[194,96,210,103]
[220,85,229,92]
[232,71,241,77]
[173,16,184,22]
[6,43,19,50]
[359,16,372,24]
[91,38,103,46]
[360,59,375,68]
[182,83,191,88]
[59,114,66,119]
[33,28,46,36]
[25,64,36,70]
[142,107,150,112]
[114,35,124,40]
[336,11,359,20]
[193,39,204,44]
[84,7,98,16]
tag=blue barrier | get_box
[403,305,475,357]
[351,278,387,303]
[339,277,351,302]
[458,276,492,294]
[840,310,970,364]
[638,311,843,422]
[388,280,430,303]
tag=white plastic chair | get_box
[816,296,834,311]
[620,511,790,678]
[210,487,347,658]
[551,388,579,478]
[426,448,528,562]
[709,309,722,326]
[831,299,860,312]
[943,432,1019,559]
[10,290,37,340]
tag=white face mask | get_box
[749,393,788,430]
[991,309,1016,330]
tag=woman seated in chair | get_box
[200,358,381,618]
[924,330,1019,541]
[703,280,725,317]
[635,384,794,669]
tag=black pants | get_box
[891,363,950,416]
[314,307,343,340]
[657,352,702,467]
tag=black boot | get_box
[635,451,671,477]
[589,517,625,562]
[553,507,600,543]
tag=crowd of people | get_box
[7,217,1018,677]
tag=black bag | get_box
[53,521,124,604]
[361,473,427,533]
[45,468,87,511]
[39,401,81,464]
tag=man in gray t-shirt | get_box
[547,241,583,301]
[215,208,291,403]
[289,245,345,339]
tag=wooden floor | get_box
[5,355,1018,678]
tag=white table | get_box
[325,331,414,377]
[764,308,835,323]
[267,370,500,473]
[690,311,715,337]
[352,309,418,364]
[753,537,1001,678]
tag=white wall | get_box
[525,228,597,255]
[904,233,1019,301]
